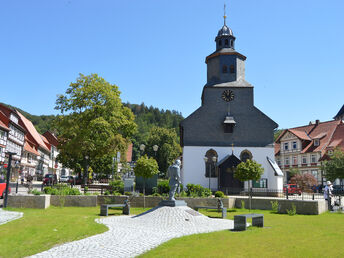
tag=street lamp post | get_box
[84,155,89,194]
[153,145,159,157]
[212,156,217,192]
[203,157,210,190]
[4,152,16,208]
[139,144,145,156]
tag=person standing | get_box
[324,181,333,211]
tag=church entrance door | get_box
[218,154,244,194]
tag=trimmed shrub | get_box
[214,191,225,198]
[109,180,124,194]
[186,184,211,197]
[157,180,170,194]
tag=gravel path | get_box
[31,206,234,258]
[0,208,23,225]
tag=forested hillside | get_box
[123,102,184,160]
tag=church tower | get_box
[180,7,283,193]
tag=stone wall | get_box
[234,197,327,215]
[50,195,97,207]
[7,195,50,209]
[6,194,328,214]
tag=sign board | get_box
[116,151,121,161]
[124,178,134,192]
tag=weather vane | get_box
[223,3,227,25]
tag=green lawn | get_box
[142,209,344,258]
[0,206,148,258]
[1,207,344,258]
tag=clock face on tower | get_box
[221,90,234,102]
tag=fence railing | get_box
[221,187,336,200]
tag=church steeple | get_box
[215,4,235,50]
[205,4,246,86]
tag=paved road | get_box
[31,206,234,258]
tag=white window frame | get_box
[285,157,290,165]
[302,156,307,164]
[293,156,298,165]
[292,141,297,149]
[284,142,289,151]
[311,154,317,163]
[314,139,320,146]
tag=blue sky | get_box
[0,0,343,129]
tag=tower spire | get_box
[223,3,227,25]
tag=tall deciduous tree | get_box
[322,149,344,181]
[289,173,317,192]
[145,126,181,177]
[55,74,137,177]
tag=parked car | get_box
[0,179,11,198]
[59,175,69,183]
[43,174,57,186]
[283,184,302,195]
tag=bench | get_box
[194,199,227,219]
[100,200,130,216]
[234,213,264,231]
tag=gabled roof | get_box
[24,141,40,156]
[40,134,51,150]
[275,120,343,156]
[43,131,59,147]
[16,111,50,152]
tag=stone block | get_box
[7,195,50,209]
[50,195,97,207]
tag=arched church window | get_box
[225,39,229,46]
[222,65,228,73]
[219,40,222,46]
[240,150,252,162]
[230,65,235,74]
[204,149,218,178]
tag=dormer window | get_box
[222,65,228,73]
[225,39,229,46]
[223,115,236,133]
[230,65,235,73]
[314,139,320,146]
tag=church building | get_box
[180,13,283,193]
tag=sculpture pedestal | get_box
[158,200,187,207]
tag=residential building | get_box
[0,104,26,179]
[16,111,51,177]
[42,131,71,178]
[275,119,344,185]
[21,137,39,177]
[0,119,9,164]
[180,14,283,192]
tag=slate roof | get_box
[334,105,344,120]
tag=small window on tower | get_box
[230,40,233,47]
[219,40,222,46]
[222,65,228,73]
[225,39,229,46]
[230,65,235,73]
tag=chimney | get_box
[315,119,320,125]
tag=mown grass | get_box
[0,206,148,258]
[142,209,344,258]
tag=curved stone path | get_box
[31,206,234,258]
[0,208,23,225]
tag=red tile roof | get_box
[24,141,40,156]
[0,119,9,131]
[16,111,50,152]
[275,120,344,156]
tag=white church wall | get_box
[182,145,283,191]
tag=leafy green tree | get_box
[55,74,137,181]
[322,149,344,181]
[145,126,182,177]
[234,159,264,182]
[134,155,159,207]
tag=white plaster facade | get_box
[182,146,283,191]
